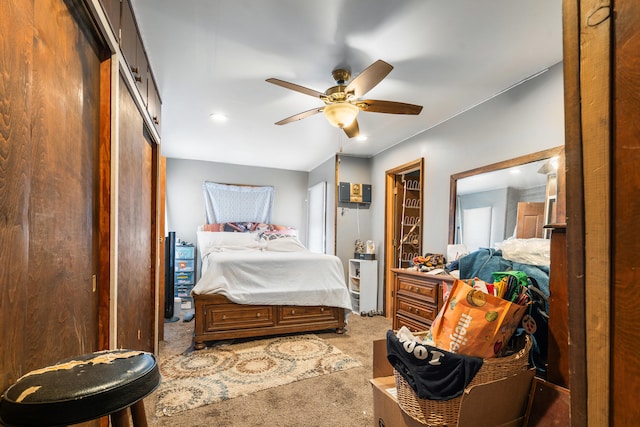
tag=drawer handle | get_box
[320,307,325,312]
[291,309,295,315]
[408,286,413,292]
[222,315,226,320]
[256,313,261,318]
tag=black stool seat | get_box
[0,349,160,427]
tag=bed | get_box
[190,223,352,349]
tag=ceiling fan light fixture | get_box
[323,102,359,128]
[209,113,228,122]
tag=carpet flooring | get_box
[155,334,361,417]
[145,312,392,427]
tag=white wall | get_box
[369,62,565,307]
[165,159,309,252]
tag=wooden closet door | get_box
[0,0,107,390]
[612,0,640,424]
[117,76,155,351]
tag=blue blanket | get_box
[457,248,550,298]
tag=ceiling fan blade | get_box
[359,99,423,115]
[343,118,359,138]
[275,107,323,125]
[266,78,325,99]
[345,60,393,98]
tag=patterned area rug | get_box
[155,334,361,416]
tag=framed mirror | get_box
[448,146,564,252]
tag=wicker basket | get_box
[394,334,532,426]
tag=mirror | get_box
[448,146,564,252]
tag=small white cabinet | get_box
[348,259,378,315]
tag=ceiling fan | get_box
[266,59,423,138]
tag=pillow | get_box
[267,224,297,236]
[259,225,297,240]
[259,231,296,241]
[265,236,306,252]
[201,222,297,235]
[197,231,258,257]
[202,222,270,233]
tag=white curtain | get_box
[202,182,274,224]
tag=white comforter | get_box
[192,234,353,310]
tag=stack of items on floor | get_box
[375,273,544,427]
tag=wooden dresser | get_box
[391,268,456,332]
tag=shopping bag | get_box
[427,279,527,358]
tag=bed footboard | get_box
[192,294,346,349]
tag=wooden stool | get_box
[0,349,160,427]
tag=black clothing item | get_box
[386,330,484,400]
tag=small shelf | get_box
[174,243,196,308]
[348,259,377,315]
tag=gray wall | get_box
[336,155,373,279]
[166,159,309,254]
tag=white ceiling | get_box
[131,0,563,172]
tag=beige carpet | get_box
[155,334,361,417]
[146,313,392,427]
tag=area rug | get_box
[154,334,361,416]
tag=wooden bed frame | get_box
[192,293,347,349]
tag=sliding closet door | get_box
[0,0,109,390]
[117,76,156,351]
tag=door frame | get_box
[383,158,424,318]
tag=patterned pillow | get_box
[259,231,293,241]
[203,222,297,236]
[202,222,270,232]
[268,224,297,236]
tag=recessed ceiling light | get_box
[356,135,368,142]
[209,113,228,122]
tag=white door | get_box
[307,182,327,253]
[462,206,493,252]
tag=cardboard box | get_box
[371,338,535,427]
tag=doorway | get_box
[383,158,424,318]
[307,181,327,254]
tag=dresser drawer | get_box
[394,313,432,333]
[396,276,439,304]
[204,304,275,332]
[396,297,438,324]
[278,306,339,325]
